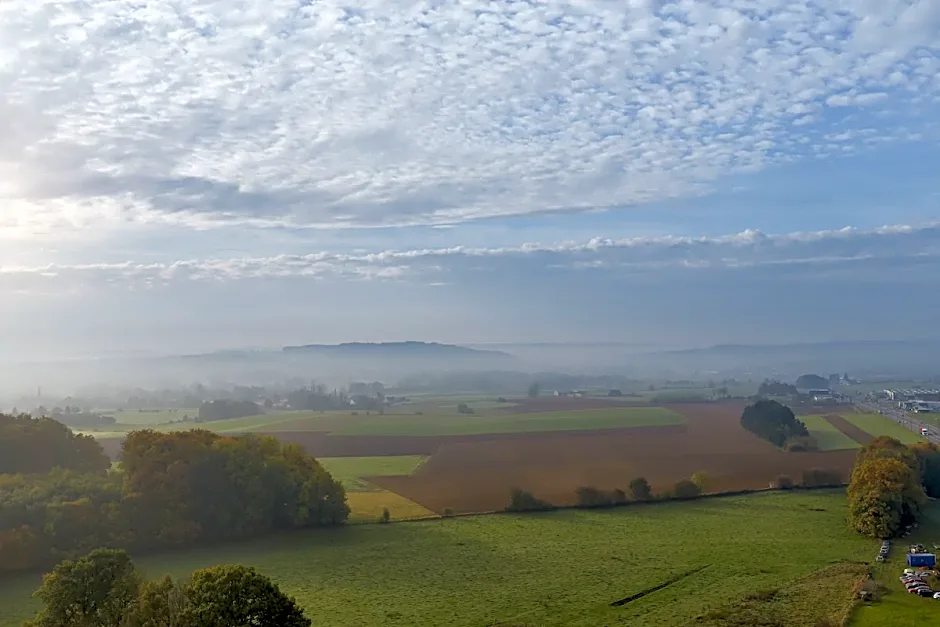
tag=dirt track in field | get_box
[371,403,858,514]
[821,414,874,446]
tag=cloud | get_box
[1,1,939,236]
[3,222,938,288]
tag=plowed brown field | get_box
[370,403,859,513]
[96,402,865,517]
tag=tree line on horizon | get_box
[0,413,348,574]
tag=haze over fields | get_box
[1,0,940,383]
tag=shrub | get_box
[802,467,843,487]
[456,403,474,415]
[379,508,390,524]
[441,508,455,518]
[628,477,652,501]
[673,479,702,500]
[575,486,626,508]
[784,435,819,452]
[506,488,553,512]
[775,474,794,490]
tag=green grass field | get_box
[326,406,685,436]
[318,456,428,492]
[842,412,927,445]
[800,414,861,450]
[0,490,885,627]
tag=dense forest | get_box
[0,414,348,574]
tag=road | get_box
[854,399,940,445]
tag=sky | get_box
[1,0,939,360]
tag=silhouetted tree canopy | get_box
[911,442,940,498]
[628,477,652,501]
[0,413,110,475]
[758,380,799,396]
[672,479,702,500]
[506,487,552,512]
[795,374,829,389]
[740,400,808,447]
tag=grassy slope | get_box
[800,414,861,450]
[850,504,940,626]
[841,412,927,445]
[328,406,685,436]
[318,456,428,492]
[0,491,876,627]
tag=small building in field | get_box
[906,553,936,568]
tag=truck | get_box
[922,427,930,437]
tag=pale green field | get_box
[318,456,428,492]
[842,412,927,445]
[799,415,861,450]
[328,406,685,437]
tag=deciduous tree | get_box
[25,549,140,627]
[628,477,652,501]
[180,565,311,627]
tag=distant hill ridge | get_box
[282,341,512,358]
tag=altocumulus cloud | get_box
[1,0,939,236]
[2,222,938,288]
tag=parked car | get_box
[917,588,935,597]
[933,592,940,599]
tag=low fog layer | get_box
[3,340,940,402]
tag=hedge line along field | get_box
[0,490,880,627]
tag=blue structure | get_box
[907,553,937,568]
